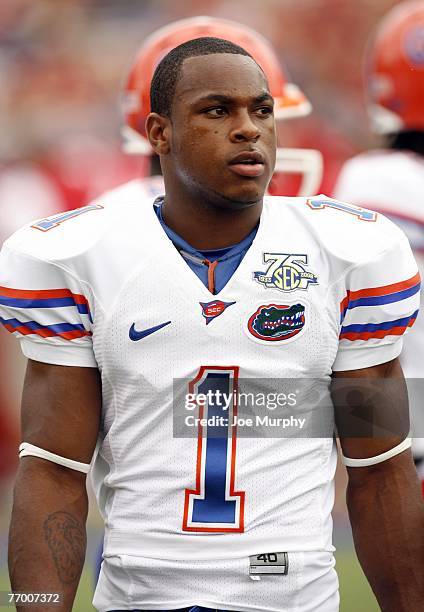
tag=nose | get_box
[229,109,260,143]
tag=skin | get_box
[333,360,424,610]
[8,53,423,611]
[146,53,276,249]
[9,362,101,611]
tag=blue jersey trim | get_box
[154,199,257,293]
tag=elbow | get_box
[13,457,89,520]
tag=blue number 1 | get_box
[307,197,377,222]
[31,204,103,232]
[183,366,245,532]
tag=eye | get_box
[255,106,274,117]
[202,107,227,117]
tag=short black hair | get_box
[150,37,256,117]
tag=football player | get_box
[1,37,423,612]
[88,15,325,583]
[334,1,424,490]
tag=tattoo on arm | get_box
[43,512,85,585]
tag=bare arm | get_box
[8,359,101,612]
[332,358,424,611]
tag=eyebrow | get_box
[195,92,274,104]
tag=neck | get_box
[161,183,263,250]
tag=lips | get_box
[228,150,265,178]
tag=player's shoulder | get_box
[264,193,409,263]
[264,192,381,229]
[334,149,424,220]
[338,149,423,183]
[2,179,158,264]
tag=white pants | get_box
[93,551,339,612]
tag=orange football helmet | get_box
[122,16,323,196]
[366,1,424,134]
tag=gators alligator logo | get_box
[247,303,305,341]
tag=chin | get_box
[223,189,265,208]
[187,176,267,210]
[212,182,267,209]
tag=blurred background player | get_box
[334,0,424,490]
[92,15,325,581]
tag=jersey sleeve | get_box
[0,243,97,367]
[332,226,420,371]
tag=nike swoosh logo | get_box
[129,320,171,341]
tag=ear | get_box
[145,112,171,155]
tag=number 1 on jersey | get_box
[307,197,377,221]
[182,366,245,533]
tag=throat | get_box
[161,197,262,250]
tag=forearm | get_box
[8,458,88,612]
[347,452,424,611]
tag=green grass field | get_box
[336,550,378,611]
[0,548,379,611]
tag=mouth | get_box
[228,151,265,178]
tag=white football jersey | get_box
[334,150,424,454]
[0,188,419,610]
[334,150,424,374]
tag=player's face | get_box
[168,53,276,208]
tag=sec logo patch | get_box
[254,253,318,292]
[199,300,236,325]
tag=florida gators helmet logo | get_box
[248,303,305,341]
